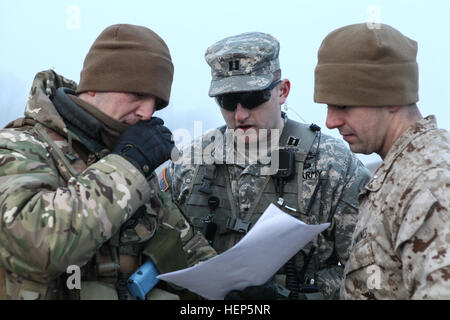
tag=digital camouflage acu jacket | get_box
[169,118,371,299]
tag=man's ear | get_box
[279,79,291,105]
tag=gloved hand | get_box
[112,117,174,178]
[224,281,279,300]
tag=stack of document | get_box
[158,203,330,300]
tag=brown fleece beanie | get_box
[77,24,174,110]
[314,23,419,106]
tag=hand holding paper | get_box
[158,203,330,300]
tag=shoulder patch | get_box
[158,167,170,192]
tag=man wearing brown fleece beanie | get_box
[0,24,215,300]
[314,23,450,299]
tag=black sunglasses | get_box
[215,80,282,111]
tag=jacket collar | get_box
[363,115,437,193]
[25,70,78,137]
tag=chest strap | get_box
[198,165,216,195]
[243,120,320,219]
[194,120,320,235]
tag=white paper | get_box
[157,203,330,300]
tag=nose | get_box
[136,96,156,121]
[326,105,344,130]
[235,103,250,123]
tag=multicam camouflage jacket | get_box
[0,70,212,300]
[168,117,371,299]
[342,116,450,300]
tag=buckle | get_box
[273,282,291,298]
[226,217,251,233]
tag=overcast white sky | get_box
[1,0,450,166]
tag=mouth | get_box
[236,125,255,132]
[120,115,137,126]
[341,133,356,142]
[124,120,137,126]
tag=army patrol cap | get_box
[205,32,280,97]
[314,23,419,107]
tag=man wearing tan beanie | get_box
[315,23,450,299]
[0,24,214,300]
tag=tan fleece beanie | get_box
[314,23,419,106]
[77,24,174,110]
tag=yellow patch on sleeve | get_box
[158,167,169,192]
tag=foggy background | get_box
[1,0,449,168]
